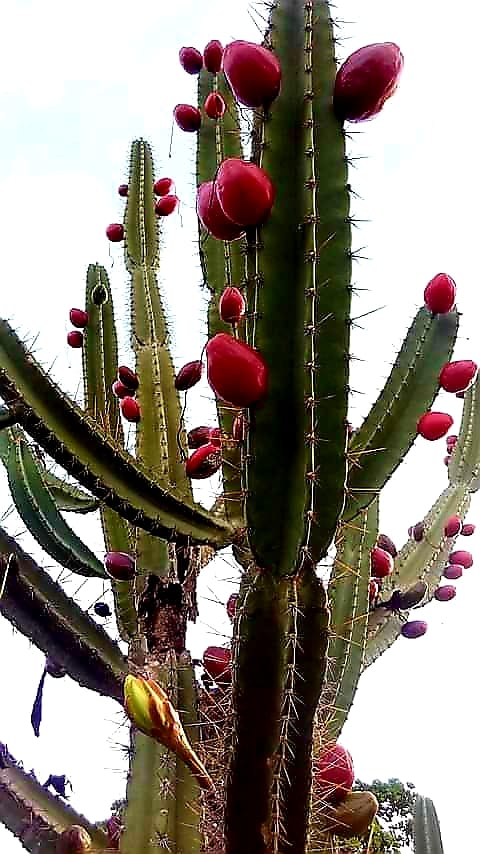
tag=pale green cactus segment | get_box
[124,138,159,271]
[414,796,444,854]
[0,318,233,546]
[100,505,137,640]
[346,308,458,521]
[4,429,105,577]
[449,374,480,486]
[175,653,202,854]
[322,498,378,740]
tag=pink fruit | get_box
[206,333,268,407]
[118,184,128,197]
[104,551,136,581]
[446,434,457,451]
[179,46,203,75]
[197,181,246,241]
[424,273,456,314]
[232,411,248,442]
[155,194,179,216]
[112,380,130,399]
[69,308,89,328]
[369,579,379,604]
[120,396,141,423]
[203,646,231,684]
[174,104,201,132]
[186,443,222,480]
[219,286,246,324]
[187,426,214,449]
[333,43,403,122]
[439,360,478,394]
[118,366,139,391]
[417,411,453,441]
[222,40,281,108]
[370,546,394,578]
[449,550,473,568]
[154,177,175,196]
[67,330,83,348]
[443,563,463,580]
[314,744,355,804]
[175,360,203,391]
[401,620,427,639]
[106,223,124,242]
[204,92,226,119]
[462,523,476,536]
[376,533,397,558]
[444,515,462,538]
[434,585,457,602]
[216,158,275,227]
[203,40,223,73]
[226,593,238,621]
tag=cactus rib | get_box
[414,795,444,854]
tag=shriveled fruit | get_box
[434,585,456,602]
[45,657,66,678]
[106,223,124,242]
[400,620,427,639]
[186,443,221,479]
[443,455,451,467]
[203,40,223,73]
[219,286,245,323]
[179,46,203,74]
[223,40,281,108]
[387,582,427,611]
[67,330,83,349]
[444,515,462,538]
[174,104,201,132]
[232,411,248,442]
[206,333,268,407]
[376,533,397,558]
[334,43,403,122]
[330,791,379,839]
[118,184,128,197]
[439,360,478,393]
[69,308,89,328]
[462,523,475,536]
[94,602,111,618]
[112,380,130,399]
[155,194,179,216]
[443,564,463,580]
[154,177,174,196]
[204,92,226,119]
[368,579,379,605]
[203,645,231,684]
[187,426,214,449]
[417,411,453,441]
[449,550,473,568]
[370,546,394,578]
[216,158,275,227]
[118,365,139,391]
[226,593,238,621]
[197,181,246,241]
[424,273,456,314]
[104,551,136,581]
[411,522,425,542]
[120,396,141,423]
[175,360,203,391]
[57,826,92,853]
[314,744,354,804]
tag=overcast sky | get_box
[0,2,479,852]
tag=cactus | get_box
[0,3,473,853]
[414,796,445,854]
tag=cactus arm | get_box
[346,308,458,520]
[449,375,480,486]
[101,506,138,641]
[0,529,127,700]
[414,796,444,854]
[175,653,202,854]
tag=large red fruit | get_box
[120,396,141,423]
[174,104,202,132]
[104,551,136,581]
[417,411,453,441]
[155,194,179,216]
[424,273,456,314]
[175,360,203,391]
[333,43,403,122]
[223,40,281,108]
[206,333,268,407]
[203,646,231,684]
[439,360,478,394]
[216,158,275,227]
[118,366,139,391]
[219,286,245,323]
[154,177,174,196]
[186,443,222,479]
[370,546,394,578]
[67,330,83,349]
[69,308,89,328]
[449,550,473,568]
[204,92,226,119]
[203,40,223,73]
[112,380,130,399]
[314,744,355,804]
[179,46,203,75]
[197,181,246,241]
[106,223,124,242]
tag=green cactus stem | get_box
[414,795,444,854]
[175,653,202,854]
[449,373,480,486]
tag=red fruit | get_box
[179,46,203,75]
[417,411,453,441]
[223,40,281,108]
[67,330,83,349]
[424,273,456,314]
[411,522,425,542]
[112,380,130,399]
[120,396,141,423]
[186,442,221,479]
[232,411,248,442]
[439,360,478,394]
[434,585,457,602]
[175,360,203,391]
[69,309,89,329]
[444,515,462,538]
[174,104,202,132]
[443,455,451,466]
[187,426,213,449]
[376,533,397,558]
[443,563,463,580]
[154,177,174,196]
[449,550,473,568]
[106,223,124,242]
[203,646,231,684]
[118,184,128,197]
[204,92,226,119]
[206,333,268,407]
[197,181,246,241]
[209,427,222,448]
[401,620,427,639]
[104,551,136,581]
[219,286,246,324]
[446,434,457,451]
[370,546,394,578]
[333,43,403,122]
[226,593,238,621]
[155,194,179,216]
[369,579,379,604]
[203,40,223,73]
[118,366,139,391]
[314,744,355,804]
[462,523,475,536]
[216,158,275,227]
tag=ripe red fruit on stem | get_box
[204,92,226,119]
[203,646,231,684]
[424,273,456,314]
[370,546,394,578]
[206,333,268,407]
[449,550,473,568]
[203,40,223,73]
[104,551,136,581]
[154,177,175,196]
[461,523,475,536]
[434,585,456,602]
[120,396,141,423]
[112,380,130,399]
[439,360,478,394]
[376,533,397,558]
[155,194,179,216]
[174,104,201,132]
[69,308,89,328]
[223,40,281,108]
[216,158,275,227]
[67,330,83,349]
[443,564,463,580]
[401,620,427,639]
[118,184,128,197]
[333,43,403,122]
[219,287,246,324]
[186,443,222,479]
[187,426,214,449]
[417,411,453,441]
[106,223,124,242]
[314,744,354,804]
[175,360,203,391]
[444,515,462,538]
[226,593,238,621]
[179,46,203,75]
[118,366,139,391]
[197,181,246,241]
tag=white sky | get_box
[0,1,479,852]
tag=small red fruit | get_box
[417,411,453,441]
[370,546,394,578]
[216,158,275,227]
[112,380,130,399]
[444,515,462,538]
[186,443,222,479]
[154,177,174,196]
[411,522,425,542]
[314,744,354,804]
[106,223,124,242]
[204,92,226,119]
[206,333,268,407]
[203,646,231,684]
[118,184,128,197]
[219,286,246,324]
[424,273,456,314]
[69,309,89,328]
[197,181,246,241]
[155,194,179,216]
[104,551,136,581]
[187,426,214,449]
[120,396,141,423]
[434,585,457,602]
[443,563,463,580]
[446,434,457,451]
[444,455,451,466]
[226,593,238,621]
[175,360,203,391]
[179,46,203,75]
[67,330,83,348]
[209,427,222,448]
[401,620,427,639]
[333,43,403,122]
[449,550,473,568]
[174,104,202,132]
[376,534,397,558]
[118,366,139,391]
[223,40,281,108]
[232,412,248,442]
[369,579,379,604]
[203,40,223,73]
[439,360,478,394]
[461,523,476,536]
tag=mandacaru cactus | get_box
[0,2,477,853]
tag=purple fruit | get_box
[462,523,475,536]
[434,585,456,602]
[444,515,462,538]
[94,602,111,618]
[443,563,463,580]
[104,551,136,581]
[401,620,428,639]
[412,522,425,542]
[449,550,473,568]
